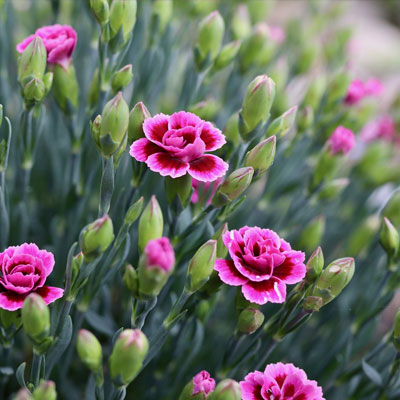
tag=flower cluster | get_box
[344,77,383,105]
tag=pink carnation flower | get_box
[129,111,228,182]
[344,79,365,105]
[144,237,175,273]
[16,24,77,69]
[191,177,223,206]
[267,25,286,44]
[327,126,355,155]
[361,115,397,143]
[364,77,384,96]
[192,371,216,398]
[0,243,63,311]
[214,227,306,305]
[240,362,325,400]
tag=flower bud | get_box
[213,223,228,258]
[237,307,264,335]
[295,43,317,75]
[244,136,276,176]
[91,114,102,150]
[303,76,326,110]
[22,293,50,342]
[213,40,241,71]
[211,379,241,400]
[212,167,254,208]
[123,264,138,295]
[137,237,175,298]
[240,75,275,135]
[305,246,324,284]
[111,64,133,93]
[76,329,103,373]
[310,149,338,190]
[151,0,173,35]
[128,102,151,143]
[109,329,149,387]
[231,5,251,40]
[297,216,325,254]
[99,92,129,156]
[23,78,45,103]
[124,196,144,225]
[393,308,400,352]
[52,64,79,114]
[297,106,314,133]
[17,36,46,85]
[186,240,217,293]
[318,178,349,201]
[195,11,225,66]
[43,72,53,94]
[303,296,323,312]
[32,381,56,400]
[266,106,298,138]
[380,217,399,257]
[138,195,164,252]
[179,371,215,400]
[90,0,109,26]
[312,258,355,307]
[238,24,269,71]
[13,388,33,400]
[109,0,137,47]
[188,99,220,121]
[326,70,351,106]
[79,214,115,262]
[222,112,239,147]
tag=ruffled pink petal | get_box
[273,255,306,284]
[200,122,226,151]
[0,246,16,267]
[16,34,36,53]
[240,371,266,400]
[146,153,189,178]
[13,243,55,277]
[188,155,228,182]
[129,138,162,162]
[242,278,286,305]
[214,259,248,286]
[231,254,272,282]
[2,273,40,294]
[35,286,64,305]
[168,111,202,130]
[143,114,170,144]
[0,292,26,311]
[172,137,206,163]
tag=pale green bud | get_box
[380,217,399,257]
[297,216,325,254]
[43,72,53,94]
[212,167,254,207]
[303,76,326,110]
[326,70,351,106]
[266,106,298,138]
[186,240,217,292]
[247,0,274,23]
[303,296,323,312]
[138,195,163,252]
[33,380,57,400]
[123,264,139,296]
[79,214,115,262]
[22,293,50,342]
[18,36,46,85]
[222,112,239,147]
[128,102,151,143]
[213,222,228,258]
[213,41,241,71]
[297,106,314,133]
[124,196,144,225]
[109,0,137,45]
[238,24,269,71]
[231,4,251,40]
[52,64,79,114]
[318,178,349,201]
[244,136,276,177]
[305,246,324,283]
[151,0,173,35]
[241,75,275,135]
[76,329,103,373]
[90,0,109,26]
[109,329,149,386]
[111,64,133,93]
[23,78,45,103]
[237,308,264,335]
[211,379,241,400]
[188,99,220,121]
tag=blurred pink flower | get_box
[192,371,215,398]
[214,227,306,305]
[364,78,384,96]
[0,243,63,311]
[344,78,384,105]
[267,25,286,44]
[130,111,228,182]
[240,362,325,400]
[327,126,355,155]
[17,24,77,69]
[144,237,175,272]
[191,177,223,206]
[361,115,397,143]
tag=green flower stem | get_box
[163,289,192,330]
[55,299,73,337]
[99,156,114,217]
[133,297,158,330]
[30,352,43,387]
[111,386,126,400]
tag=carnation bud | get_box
[195,11,225,67]
[213,40,241,71]
[32,381,57,400]
[238,24,269,71]
[380,217,399,257]
[111,64,133,93]
[179,371,216,400]
[186,240,217,293]
[318,178,349,201]
[13,388,33,400]
[90,0,109,26]
[22,293,50,342]
[211,379,241,400]
[213,222,229,258]
[128,102,151,143]
[244,136,276,177]
[237,307,265,335]
[311,150,338,190]
[297,106,314,132]
[222,112,239,147]
[80,214,115,262]
[303,76,326,110]
[295,44,317,75]
[23,78,45,103]
[43,72,53,94]
[231,5,251,40]
[124,196,144,225]
[123,264,139,295]
[109,329,149,387]
[109,0,137,48]
[312,258,355,307]
[326,70,351,106]
[266,106,298,138]
[393,308,400,352]
[305,246,324,283]
[151,0,173,35]
[303,296,323,312]
[297,216,325,254]
[52,64,79,114]
[137,237,175,298]
[240,75,275,135]
[188,99,220,121]
[18,36,46,85]
[138,195,164,252]
[76,329,103,373]
[212,167,254,208]
[165,175,193,208]
[99,92,129,156]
